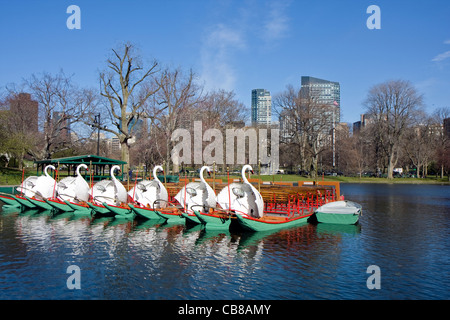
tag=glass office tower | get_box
[251,89,272,126]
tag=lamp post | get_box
[93,113,101,156]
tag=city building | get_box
[444,117,450,139]
[251,89,272,126]
[353,114,374,135]
[53,111,71,143]
[300,76,340,123]
[279,110,294,143]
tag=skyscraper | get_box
[251,89,272,126]
[300,76,341,168]
[300,76,340,122]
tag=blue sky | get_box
[1,0,449,124]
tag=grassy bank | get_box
[0,167,24,185]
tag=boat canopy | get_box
[34,155,127,181]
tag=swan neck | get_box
[111,166,119,181]
[44,166,54,178]
[200,167,207,184]
[242,166,250,184]
[153,166,162,183]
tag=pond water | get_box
[0,183,449,300]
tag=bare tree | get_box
[96,43,160,173]
[20,71,94,160]
[402,114,436,178]
[432,107,450,178]
[198,89,248,128]
[146,67,201,172]
[0,93,37,169]
[274,85,334,178]
[364,80,424,179]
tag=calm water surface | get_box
[1,183,449,300]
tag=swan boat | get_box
[89,165,130,217]
[174,166,216,225]
[16,165,57,211]
[12,164,92,215]
[192,165,263,230]
[192,165,343,232]
[44,164,91,214]
[126,165,168,220]
[314,200,362,225]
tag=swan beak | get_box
[250,170,254,174]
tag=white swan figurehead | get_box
[90,165,127,205]
[175,166,216,213]
[128,165,168,208]
[57,164,90,202]
[216,165,264,218]
[33,165,57,199]
[111,165,127,204]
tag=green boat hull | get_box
[64,201,92,215]
[45,199,74,213]
[193,210,232,230]
[25,196,54,211]
[155,210,185,223]
[181,212,201,225]
[14,195,37,209]
[129,204,161,220]
[315,212,359,225]
[88,202,114,216]
[102,202,131,215]
[235,213,311,232]
[0,194,20,207]
[1,204,22,212]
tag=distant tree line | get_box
[275,80,450,180]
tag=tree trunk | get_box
[387,151,395,179]
[120,140,129,175]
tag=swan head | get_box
[241,165,254,183]
[110,165,121,177]
[153,165,164,177]
[44,165,56,177]
[242,165,254,175]
[77,164,88,174]
[200,166,212,178]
